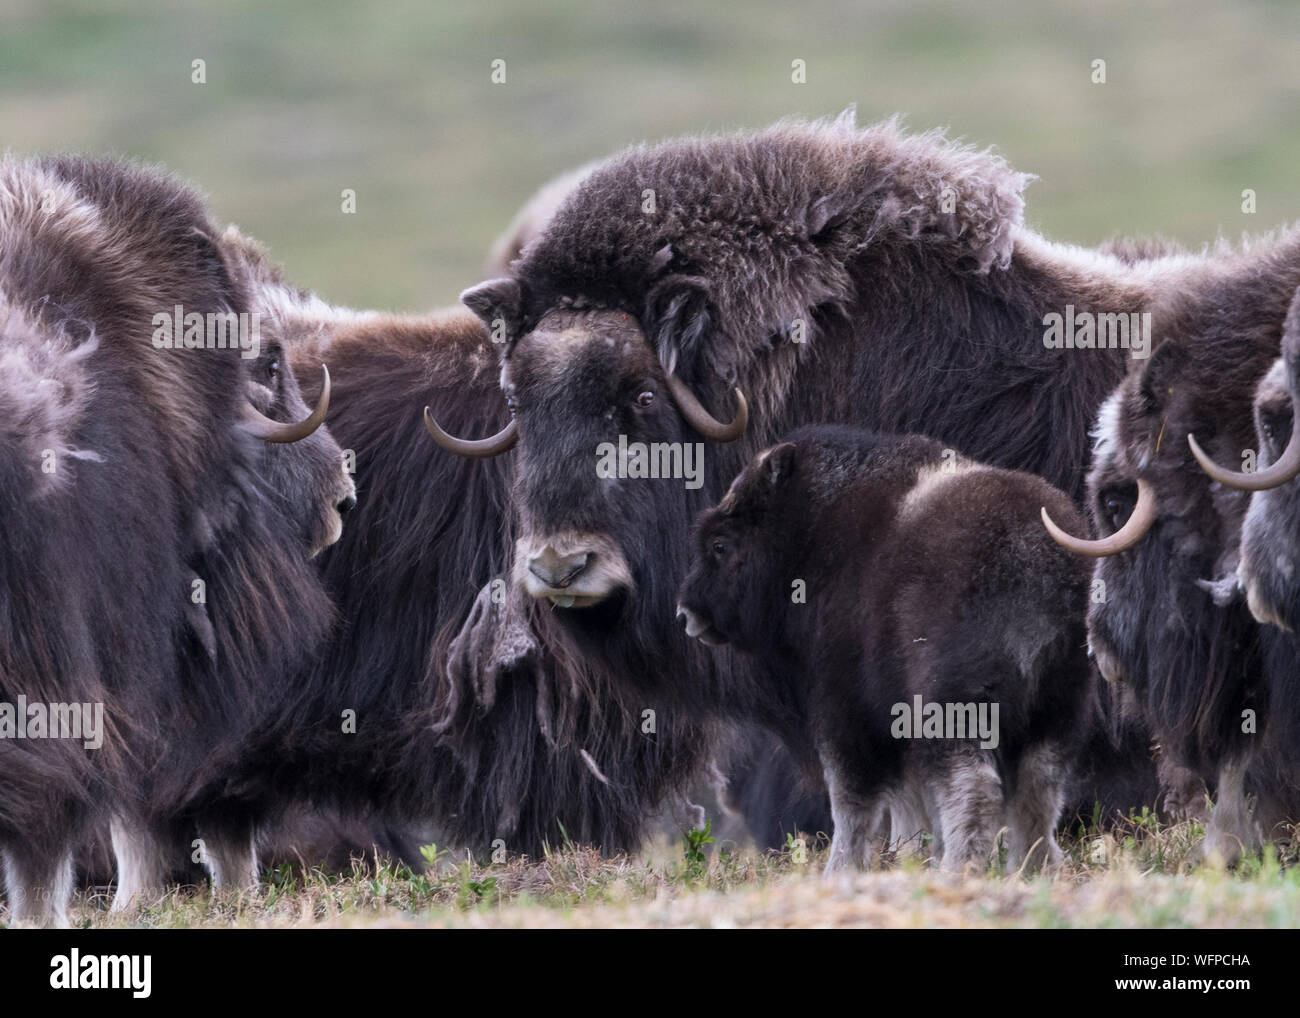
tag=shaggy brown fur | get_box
[458,114,1256,847]
[0,157,349,923]
[678,427,1092,872]
[1083,231,1300,862]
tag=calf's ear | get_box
[762,442,798,488]
[460,277,524,338]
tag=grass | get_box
[42,810,1300,929]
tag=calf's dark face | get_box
[246,343,355,557]
[678,444,798,654]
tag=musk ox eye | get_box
[710,539,727,557]
[635,391,655,408]
[1099,486,1135,530]
[1262,407,1291,443]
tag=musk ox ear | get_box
[644,275,713,375]
[1137,341,1187,417]
[762,442,798,488]
[806,194,852,239]
[460,278,524,338]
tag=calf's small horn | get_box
[246,364,331,443]
[665,374,748,442]
[423,407,519,458]
[1041,477,1158,558]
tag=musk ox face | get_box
[243,341,355,558]
[1080,350,1250,694]
[677,443,799,654]
[433,277,747,622]
[1053,340,1267,771]
[503,309,685,610]
[1239,356,1300,631]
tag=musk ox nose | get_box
[528,548,591,589]
[337,493,357,517]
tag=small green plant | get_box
[419,843,449,870]
[682,822,715,878]
[456,858,499,908]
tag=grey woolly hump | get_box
[507,109,1034,381]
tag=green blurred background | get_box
[2,0,1297,309]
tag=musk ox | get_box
[676,427,1092,871]
[437,113,1241,841]
[1183,286,1300,832]
[0,157,347,924]
[1042,235,1300,863]
[104,224,356,910]
[136,294,710,862]
[1200,289,1300,634]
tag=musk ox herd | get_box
[4,110,1300,925]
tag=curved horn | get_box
[1041,477,1158,558]
[423,407,518,458]
[246,364,331,443]
[1188,422,1300,491]
[665,374,749,442]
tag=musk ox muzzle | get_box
[513,532,635,608]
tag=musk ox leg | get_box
[1202,756,1259,868]
[2,847,74,928]
[202,824,261,893]
[885,764,932,859]
[109,817,175,912]
[1005,743,1066,873]
[929,748,1003,873]
[1156,750,1210,823]
[821,765,885,875]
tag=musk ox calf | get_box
[677,426,1092,872]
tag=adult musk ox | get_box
[439,112,1230,837]
[152,294,710,862]
[1200,288,1300,634]
[1184,286,1300,831]
[1042,235,1300,862]
[677,426,1092,871]
[0,157,346,924]
[105,225,356,910]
